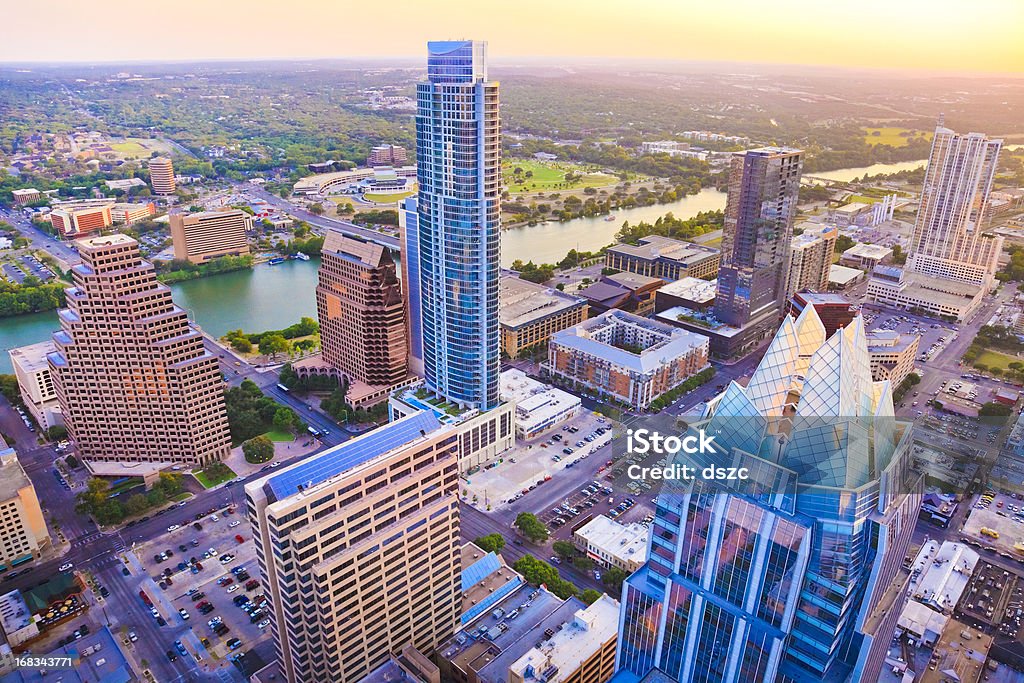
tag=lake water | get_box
[500,186,728,267]
[0,157,954,372]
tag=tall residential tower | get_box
[714,147,803,331]
[410,40,501,410]
[148,157,176,195]
[49,234,231,473]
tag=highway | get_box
[241,184,400,251]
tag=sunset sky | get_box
[5,0,1022,73]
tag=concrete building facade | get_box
[786,224,837,298]
[169,208,251,264]
[8,341,63,430]
[0,438,50,570]
[499,276,588,359]
[49,234,231,473]
[367,144,408,167]
[244,411,461,683]
[867,330,920,389]
[148,157,176,195]
[48,203,113,237]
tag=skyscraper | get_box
[412,40,501,410]
[316,230,408,389]
[715,147,802,332]
[170,208,251,264]
[148,157,176,195]
[616,307,921,683]
[49,234,231,471]
[244,411,461,683]
[786,224,838,299]
[908,123,1003,286]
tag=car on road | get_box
[178,608,190,620]
[175,640,188,656]
[128,631,138,643]
[167,524,180,532]
[166,650,177,662]
[229,520,241,528]
[58,563,73,572]
[227,638,242,651]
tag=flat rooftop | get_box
[0,450,32,503]
[607,235,719,265]
[7,340,57,374]
[499,276,586,330]
[508,594,620,683]
[74,233,136,250]
[829,264,864,285]
[0,626,132,683]
[844,243,893,259]
[655,306,744,338]
[461,542,524,626]
[657,277,717,303]
[574,515,649,567]
[551,310,710,373]
[603,271,663,290]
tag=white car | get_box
[228,520,241,528]
[257,619,271,629]
[208,548,218,556]
[178,608,190,620]
[128,631,138,642]
[58,563,73,572]
[211,515,219,522]
[226,584,240,593]
[167,525,180,532]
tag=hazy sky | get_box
[5,0,1022,73]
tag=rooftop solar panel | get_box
[265,410,442,502]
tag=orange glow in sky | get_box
[5,0,1023,73]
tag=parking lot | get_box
[127,502,270,668]
[863,308,958,366]
[463,410,613,510]
[962,491,1024,556]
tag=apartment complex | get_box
[244,411,461,683]
[499,276,588,358]
[605,235,720,281]
[546,310,710,410]
[49,202,113,237]
[410,40,501,410]
[110,202,156,225]
[169,208,250,264]
[617,308,921,683]
[0,438,50,570]
[867,330,921,389]
[8,340,63,430]
[148,157,176,195]
[49,234,231,474]
[786,224,837,297]
[367,144,408,167]
[313,231,408,405]
[869,124,1004,319]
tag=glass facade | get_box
[615,308,922,683]
[414,40,501,410]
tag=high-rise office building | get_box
[170,208,251,264]
[316,230,408,388]
[148,157,176,195]
[908,124,1003,286]
[48,202,113,237]
[368,144,408,167]
[411,40,501,410]
[8,340,63,430]
[714,147,803,331]
[244,411,461,683]
[49,234,230,472]
[616,307,921,683]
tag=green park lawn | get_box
[863,127,932,148]
[109,140,151,158]
[974,350,1020,372]
[362,190,416,204]
[503,158,616,194]
[193,464,237,489]
[264,430,295,442]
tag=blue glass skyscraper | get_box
[410,40,501,410]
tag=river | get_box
[0,157,967,372]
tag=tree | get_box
[834,235,856,253]
[125,494,149,516]
[273,407,295,433]
[581,589,603,605]
[308,203,324,215]
[602,567,628,593]
[980,402,1013,417]
[259,334,291,360]
[552,540,577,558]
[242,435,275,463]
[156,472,183,496]
[474,534,506,553]
[515,512,550,543]
[231,337,253,353]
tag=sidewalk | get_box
[221,435,321,480]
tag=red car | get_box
[139,590,152,606]
[245,579,259,591]
[235,534,244,544]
